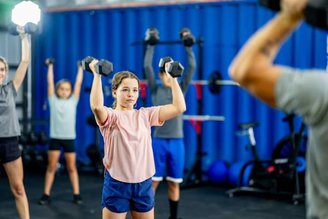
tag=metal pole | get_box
[27,34,32,131]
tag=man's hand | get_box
[280,0,306,21]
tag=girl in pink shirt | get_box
[89,60,186,219]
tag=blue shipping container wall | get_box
[32,1,327,172]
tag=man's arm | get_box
[180,46,196,94]
[229,0,306,107]
[143,45,158,93]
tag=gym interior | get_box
[0,0,327,218]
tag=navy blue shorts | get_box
[0,137,21,164]
[49,139,75,153]
[152,138,185,183]
[101,172,154,213]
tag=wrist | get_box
[93,72,101,78]
[20,33,28,40]
[279,10,303,27]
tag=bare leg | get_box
[43,150,61,195]
[152,180,160,194]
[64,152,80,195]
[130,208,154,219]
[167,181,180,201]
[102,207,127,219]
[3,157,30,219]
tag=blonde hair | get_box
[111,71,140,109]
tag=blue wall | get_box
[32,1,327,171]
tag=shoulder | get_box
[276,67,327,94]
[48,94,57,101]
[139,106,160,112]
[138,106,161,116]
[275,67,328,124]
[0,81,15,94]
[69,95,79,103]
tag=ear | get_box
[112,91,116,97]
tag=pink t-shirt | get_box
[98,106,164,183]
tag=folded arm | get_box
[229,0,305,107]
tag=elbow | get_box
[179,105,187,114]
[90,105,102,114]
[21,58,30,65]
[189,62,196,72]
[229,62,250,86]
[144,65,151,72]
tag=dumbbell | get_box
[45,58,55,65]
[145,27,160,45]
[159,56,184,78]
[305,0,328,30]
[259,0,328,30]
[179,28,196,47]
[81,56,113,76]
[38,131,48,145]
[8,22,39,35]
[159,56,173,72]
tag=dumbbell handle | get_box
[45,58,55,65]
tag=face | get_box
[0,61,7,85]
[113,78,139,110]
[56,82,72,99]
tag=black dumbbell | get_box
[8,22,39,35]
[258,0,280,11]
[305,0,328,30]
[38,131,48,145]
[25,22,39,34]
[158,56,173,72]
[159,57,184,77]
[8,24,20,36]
[259,0,328,30]
[45,58,55,65]
[28,132,39,145]
[81,56,113,76]
[167,61,184,78]
[81,56,94,72]
[179,28,196,47]
[145,27,160,45]
[19,132,28,145]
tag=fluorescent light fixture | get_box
[11,1,41,26]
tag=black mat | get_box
[0,171,305,219]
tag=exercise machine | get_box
[227,114,307,205]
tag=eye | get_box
[122,88,129,92]
[133,89,139,93]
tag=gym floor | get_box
[0,171,305,219]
